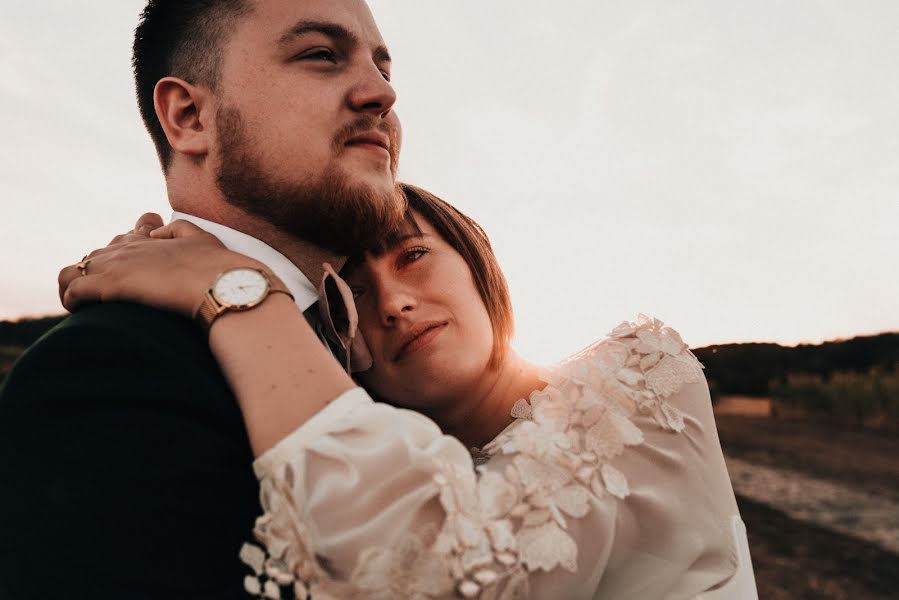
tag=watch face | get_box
[211,268,270,308]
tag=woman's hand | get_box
[58,214,267,318]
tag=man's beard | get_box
[214,106,406,256]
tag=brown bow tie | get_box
[316,262,373,374]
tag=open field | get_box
[737,496,899,600]
[716,412,899,503]
[715,398,899,599]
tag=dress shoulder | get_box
[241,316,712,600]
[466,316,705,582]
[521,314,704,432]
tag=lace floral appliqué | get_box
[241,315,703,599]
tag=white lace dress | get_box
[240,317,758,599]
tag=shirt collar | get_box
[170,211,319,312]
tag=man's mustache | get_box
[334,118,400,167]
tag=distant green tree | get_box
[770,366,899,432]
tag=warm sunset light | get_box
[2,4,898,600]
[2,1,897,365]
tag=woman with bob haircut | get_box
[58,184,757,599]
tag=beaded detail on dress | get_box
[240,315,704,599]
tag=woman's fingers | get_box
[58,254,111,311]
[59,219,247,318]
[107,212,165,246]
[107,231,153,246]
[81,234,154,264]
[133,212,164,235]
[58,263,83,308]
[61,214,171,309]
[149,219,206,240]
[61,270,102,312]
[58,240,139,309]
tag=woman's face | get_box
[346,212,495,408]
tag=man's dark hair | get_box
[132,0,252,171]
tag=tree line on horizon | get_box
[2,314,898,399]
[692,333,899,432]
[691,333,899,397]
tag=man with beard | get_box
[0,1,404,599]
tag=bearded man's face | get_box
[215,106,403,255]
[212,0,405,255]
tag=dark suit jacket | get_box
[0,303,259,599]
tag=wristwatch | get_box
[194,267,294,333]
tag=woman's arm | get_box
[59,218,355,456]
[208,293,354,455]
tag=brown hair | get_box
[133,0,252,171]
[361,183,515,367]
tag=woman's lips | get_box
[395,322,448,361]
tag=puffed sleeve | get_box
[240,316,756,600]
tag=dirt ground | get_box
[714,402,899,599]
[716,413,899,502]
[737,497,899,600]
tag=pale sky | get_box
[1,1,897,363]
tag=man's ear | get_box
[153,76,213,159]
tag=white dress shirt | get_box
[170,212,319,313]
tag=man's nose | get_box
[347,64,397,118]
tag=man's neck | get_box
[174,201,346,286]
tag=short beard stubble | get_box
[214,106,406,256]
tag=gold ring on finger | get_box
[76,259,92,276]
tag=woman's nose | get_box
[378,287,416,326]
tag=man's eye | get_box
[380,70,391,82]
[298,48,338,63]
